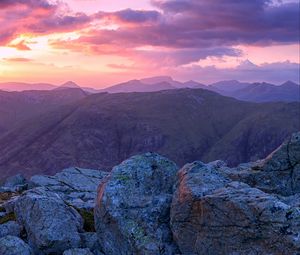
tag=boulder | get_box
[30,167,108,209]
[3,174,27,192]
[14,188,83,254]
[63,248,94,255]
[80,232,101,253]
[0,221,21,238]
[227,132,300,196]
[171,161,300,254]
[3,174,26,187]
[0,235,33,255]
[95,153,179,255]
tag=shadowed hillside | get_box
[0,88,298,178]
[0,88,88,136]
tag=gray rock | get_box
[30,167,108,209]
[80,232,101,252]
[4,174,26,188]
[14,188,83,254]
[0,221,21,238]
[63,248,94,255]
[229,132,300,196]
[2,196,19,213]
[95,153,179,255]
[171,161,300,254]
[0,235,33,255]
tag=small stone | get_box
[63,248,94,255]
[0,221,21,238]
[0,235,33,255]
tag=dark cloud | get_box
[0,0,54,8]
[54,0,299,65]
[95,9,161,24]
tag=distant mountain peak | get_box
[282,81,299,87]
[238,59,257,69]
[140,76,174,84]
[60,81,81,88]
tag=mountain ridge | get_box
[0,88,298,178]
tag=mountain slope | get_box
[0,89,298,178]
[230,81,300,102]
[102,80,176,93]
[209,80,251,92]
[0,82,56,91]
[0,88,88,136]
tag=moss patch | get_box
[115,174,131,182]
[76,208,95,232]
[0,212,16,224]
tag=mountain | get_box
[0,82,57,91]
[140,76,183,88]
[183,80,208,89]
[55,81,100,94]
[102,77,208,93]
[102,79,176,93]
[228,81,300,102]
[209,80,251,92]
[0,88,298,178]
[0,88,88,137]
[55,81,82,90]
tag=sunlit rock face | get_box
[170,132,300,254]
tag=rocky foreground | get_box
[0,132,299,255]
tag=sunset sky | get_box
[0,0,299,87]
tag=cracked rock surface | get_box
[95,152,180,255]
[171,132,300,254]
[30,167,109,209]
[14,188,84,254]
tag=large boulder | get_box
[0,235,33,255]
[95,153,179,255]
[14,188,84,254]
[226,132,300,196]
[171,161,300,254]
[30,167,108,209]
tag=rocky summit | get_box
[0,132,299,255]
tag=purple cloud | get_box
[0,0,91,45]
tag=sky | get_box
[0,0,299,87]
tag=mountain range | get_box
[0,88,87,136]
[1,77,299,102]
[0,87,299,179]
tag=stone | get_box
[2,197,19,213]
[30,167,108,209]
[63,248,94,255]
[14,188,83,254]
[0,235,33,255]
[4,174,26,188]
[95,153,179,255]
[0,221,21,238]
[229,132,300,196]
[80,232,101,252]
[171,161,300,254]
